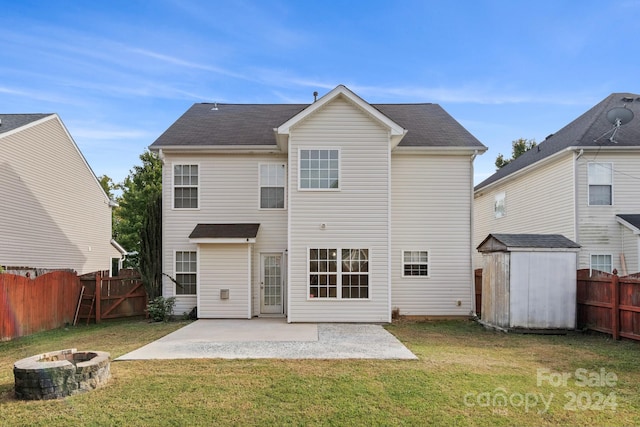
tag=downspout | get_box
[469,150,479,317]
[574,149,583,257]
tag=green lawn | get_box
[1,319,639,426]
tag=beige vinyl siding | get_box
[473,153,576,268]
[0,116,117,274]
[198,244,250,318]
[391,153,474,315]
[161,153,287,316]
[576,152,640,272]
[288,97,390,322]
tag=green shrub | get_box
[147,296,176,322]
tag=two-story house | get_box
[474,93,640,275]
[0,113,125,275]
[150,85,486,322]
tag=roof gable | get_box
[275,85,407,151]
[476,93,640,191]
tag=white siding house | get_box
[474,93,640,275]
[151,85,486,321]
[0,114,124,274]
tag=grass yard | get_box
[1,319,639,426]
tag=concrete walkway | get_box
[116,318,417,360]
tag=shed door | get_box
[260,254,283,314]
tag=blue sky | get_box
[2,0,639,185]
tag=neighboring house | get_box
[0,114,125,275]
[474,93,640,275]
[151,85,486,322]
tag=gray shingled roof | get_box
[150,103,485,149]
[475,93,640,190]
[0,114,53,135]
[477,233,580,252]
[617,214,640,230]
[189,223,260,239]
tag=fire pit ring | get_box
[14,348,110,400]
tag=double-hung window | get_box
[175,251,197,295]
[402,250,429,277]
[588,163,612,206]
[299,149,339,189]
[308,248,368,299]
[259,164,286,209]
[590,254,612,274]
[174,164,199,209]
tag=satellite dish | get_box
[606,106,634,126]
[594,105,635,143]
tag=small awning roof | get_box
[477,233,580,252]
[189,223,260,244]
[617,214,640,234]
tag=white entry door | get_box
[260,254,283,314]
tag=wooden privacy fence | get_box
[0,271,82,340]
[78,269,147,324]
[577,269,640,341]
[1,269,148,340]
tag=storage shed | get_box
[477,234,580,332]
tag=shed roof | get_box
[477,233,580,252]
[475,93,640,191]
[189,223,260,240]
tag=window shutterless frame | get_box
[401,250,430,278]
[307,247,369,299]
[172,163,200,210]
[174,250,197,295]
[298,148,341,191]
[590,253,613,274]
[258,163,287,209]
[587,162,613,206]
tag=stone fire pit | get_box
[14,348,110,400]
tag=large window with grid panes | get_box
[308,248,368,299]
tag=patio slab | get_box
[116,318,417,360]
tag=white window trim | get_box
[401,250,430,278]
[587,162,613,207]
[174,249,198,296]
[589,253,613,274]
[172,162,201,210]
[306,247,370,300]
[298,148,341,191]
[258,162,287,210]
[494,192,506,218]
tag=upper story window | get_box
[259,164,286,209]
[494,192,506,218]
[174,164,199,209]
[299,149,339,190]
[588,163,612,206]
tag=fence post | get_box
[95,271,102,324]
[611,269,619,340]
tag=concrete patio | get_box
[116,318,417,360]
